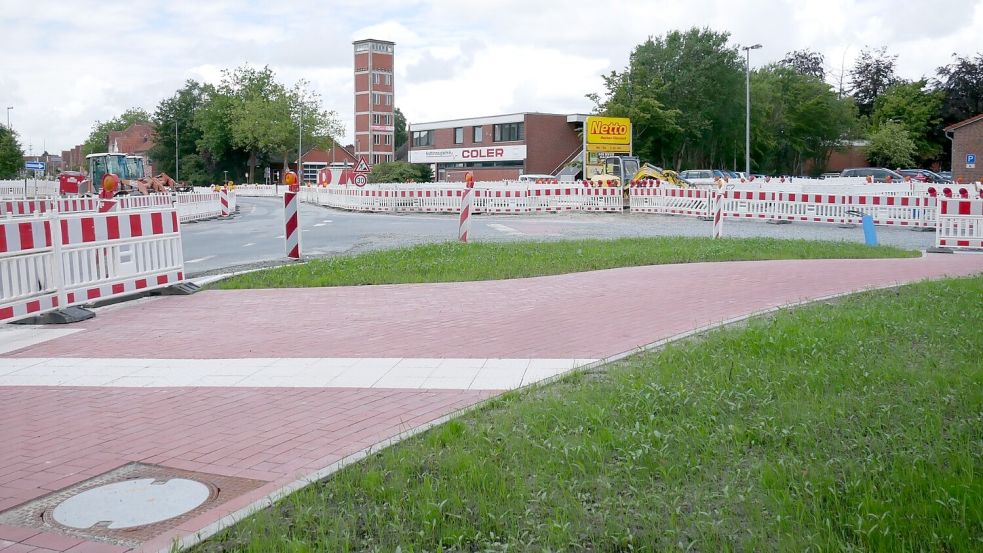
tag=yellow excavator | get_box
[589,155,691,187]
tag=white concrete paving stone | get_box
[0,358,592,389]
[0,327,83,354]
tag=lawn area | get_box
[212,236,917,289]
[194,276,982,552]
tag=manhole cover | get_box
[52,478,211,529]
[0,463,266,547]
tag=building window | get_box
[384,94,392,106]
[373,93,383,105]
[454,127,464,144]
[373,134,381,145]
[373,73,380,85]
[385,74,392,85]
[493,122,524,142]
[355,43,369,52]
[473,126,483,143]
[385,135,392,145]
[412,130,433,147]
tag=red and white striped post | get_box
[712,190,724,239]
[459,172,475,242]
[284,171,301,259]
[220,186,230,217]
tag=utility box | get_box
[58,171,86,195]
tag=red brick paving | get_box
[8,254,983,360]
[1,254,981,552]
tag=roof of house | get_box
[944,113,983,132]
[107,123,155,155]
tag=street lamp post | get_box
[174,120,179,183]
[742,44,762,177]
[5,106,11,129]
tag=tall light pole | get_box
[5,106,11,129]
[743,44,762,177]
[174,120,179,183]
[297,98,303,184]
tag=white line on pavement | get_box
[186,256,216,264]
[242,242,255,247]
[487,223,525,236]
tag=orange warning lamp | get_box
[465,172,475,189]
[100,173,120,199]
[284,170,300,192]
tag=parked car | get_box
[897,169,949,183]
[939,170,953,181]
[840,167,905,182]
[819,172,841,179]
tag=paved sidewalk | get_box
[0,254,980,552]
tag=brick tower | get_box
[353,39,395,167]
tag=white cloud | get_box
[1,0,980,154]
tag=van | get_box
[517,174,555,183]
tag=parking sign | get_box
[968,153,977,169]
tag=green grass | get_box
[193,276,982,552]
[212,237,917,289]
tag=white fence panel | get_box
[936,199,983,249]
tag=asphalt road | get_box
[180,196,938,276]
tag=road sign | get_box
[967,153,976,169]
[354,174,367,187]
[25,161,45,171]
[354,157,369,174]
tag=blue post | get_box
[862,214,878,246]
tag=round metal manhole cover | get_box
[51,478,211,529]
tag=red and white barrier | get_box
[0,205,186,323]
[459,173,475,242]
[220,187,231,217]
[712,192,723,238]
[936,198,983,249]
[581,186,623,212]
[284,186,300,259]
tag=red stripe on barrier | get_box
[0,306,12,320]
[44,220,52,247]
[171,211,179,230]
[151,212,164,235]
[106,216,120,240]
[157,275,168,285]
[87,288,101,300]
[0,225,6,253]
[178,271,183,280]
[129,214,143,237]
[81,218,96,242]
[112,283,125,294]
[959,202,971,216]
[26,300,40,313]
[67,292,76,303]
[18,222,34,250]
[285,213,298,236]
[135,279,148,289]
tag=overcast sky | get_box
[2,0,981,155]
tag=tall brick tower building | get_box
[353,39,395,167]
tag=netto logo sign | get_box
[586,116,631,145]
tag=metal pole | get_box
[5,106,11,129]
[175,120,179,183]
[745,48,751,177]
[298,104,302,185]
[743,44,761,177]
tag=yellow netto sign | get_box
[586,116,631,145]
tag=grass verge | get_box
[194,275,982,552]
[212,237,917,289]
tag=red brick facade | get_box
[353,39,395,167]
[408,113,582,182]
[946,114,983,183]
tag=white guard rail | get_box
[0,179,60,197]
[936,198,983,249]
[0,206,186,323]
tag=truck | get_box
[85,153,187,196]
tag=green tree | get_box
[850,47,898,118]
[934,53,983,123]
[0,125,25,178]
[81,107,152,156]
[871,80,944,164]
[780,49,826,80]
[369,161,432,183]
[148,80,212,179]
[589,28,741,170]
[394,107,407,149]
[865,120,916,168]
[750,65,855,175]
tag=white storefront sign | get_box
[409,145,527,163]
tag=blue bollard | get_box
[862,214,878,246]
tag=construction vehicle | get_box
[588,155,691,187]
[84,153,188,197]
